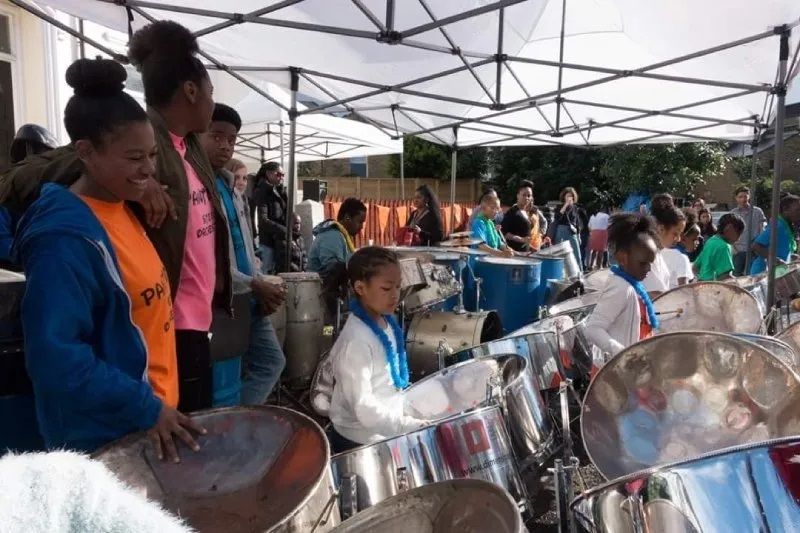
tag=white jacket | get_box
[329,314,424,444]
[585,273,642,356]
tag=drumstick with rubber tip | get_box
[656,307,684,317]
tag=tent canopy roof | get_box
[37,0,800,148]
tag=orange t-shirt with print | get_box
[81,196,178,407]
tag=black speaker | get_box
[302,179,328,202]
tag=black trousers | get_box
[176,329,212,413]
[328,426,361,454]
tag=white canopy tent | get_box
[14,0,800,311]
[230,82,401,169]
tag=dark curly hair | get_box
[608,213,660,253]
[128,21,208,107]
[63,58,147,145]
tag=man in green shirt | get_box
[693,213,745,281]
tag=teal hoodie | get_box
[308,220,352,275]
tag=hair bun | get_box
[128,20,199,68]
[65,58,126,98]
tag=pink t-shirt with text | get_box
[170,132,216,331]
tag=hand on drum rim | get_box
[148,406,207,463]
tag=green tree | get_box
[387,136,488,180]
[490,142,727,212]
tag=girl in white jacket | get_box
[328,247,428,452]
[585,214,661,361]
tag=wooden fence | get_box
[304,177,481,203]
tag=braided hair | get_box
[347,246,400,289]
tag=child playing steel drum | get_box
[328,247,428,453]
[585,214,661,362]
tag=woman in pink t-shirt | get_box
[128,21,230,412]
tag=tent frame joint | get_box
[489,102,507,111]
[377,30,402,44]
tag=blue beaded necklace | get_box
[348,297,410,390]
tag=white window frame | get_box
[0,4,25,134]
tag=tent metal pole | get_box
[285,69,300,273]
[193,0,306,38]
[555,0,567,131]
[599,116,756,146]
[450,127,458,234]
[766,28,791,317]
[401,0,526,39]
[603,123,755,144]
[9,0,125,61]
[396,108,451,146]
[386,0,395,31]
[280,120,286,169]
[102,0,379,39]
[78,18,85,59]
[299,59,496,115]
[417,0,496,104]
[562,98,760,128]
[744,134,760,275]
[398,105,549,135]
[199,52,290,112]
[400,137,406,199]
[351,0,386,31]
[495,7,504,104]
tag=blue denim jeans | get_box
[241,300,286,405]
[555,225,583,272]
[258,244,275,275]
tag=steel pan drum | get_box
[507,314,595,382]
[547,292,601,321]
[583,269,611,292]
[731,273,768,316]
[93,406,339,533]
[731,333,800,373]
[263,275,287,346]
[280,272,325,387]
[653,282,762,334]
[331,479,523,533]
[777,320,800,361]
[775,264,800,301]
[406,310,503,380]
[330,405,525,519]
[403,262,462,313]
[537,241,582,279]
[403,354,553,469]
[476,257,543,332]
[581,332,800,480]
[572,436,800,532]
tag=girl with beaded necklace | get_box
[328,247,428,453]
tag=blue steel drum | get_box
[430,252,462,311]
[476,257,542,333]
[530,254,565,308]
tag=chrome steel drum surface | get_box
[730,273,768,316]
[330,405,525,520]
[581,332,800,480]
[653,282,762,334]
[777,320,800,361]
[536,241,581,279]
[572,436,800,532]
[406,310,503,380]
[507,315,595,380]
[547,292,601,321]
[403,262,462,313]
[583,269,611,292]
[403,354,553,469]
[775,264,800,301]
[331,479,523,533]
[93,406,339,533]
[731,333,800,373]
[280,272,325,386]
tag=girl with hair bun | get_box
[584,213,661,358]
[0,20,233,414]
[14,58,204,459]
[643,196,686,295]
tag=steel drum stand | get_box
[452,254,469,315]
[549,379,581,533]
